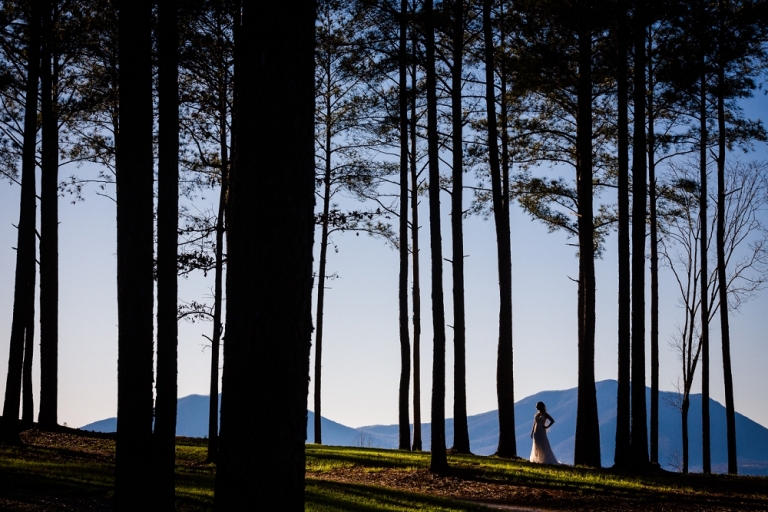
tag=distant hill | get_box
[81,393,219,437]
[79,380,768,475]
[359,380,768,475]
[79,394,387,447]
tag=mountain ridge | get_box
[79,379,768,475]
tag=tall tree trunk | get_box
[21,301,35,428]
[682,394,689,473]
[208,169,226,462]
[38,0,58,430]
[154,0,179,507]
[314,124,332,445]
[207,6,234,462]
[21,0,43,427]
[573,0,600,468]
[410,39,422,451]
[614,0,631,469]
[114,0,155,509]
[1,0,42,444]
[648,26,659,467]
[483,0,515,459]
[630,0,649,466]
[450,0,469,455]
[699,68,711,475]
[716,29,736,475]
[207,18,231,461]
[425,0,448,473]
[397,0,411,452]
[213,2,315,508]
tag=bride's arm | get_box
[545,414,555,428]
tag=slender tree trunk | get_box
[410,42,422,451]
[699,68,711,476]
[648,28,659,467]
[398,0,411,452]
[114,0,155,509]
[21,303,35,428]
[716,44,737,476]
[38,0,58,429]
[483,0,515,459]
[425,0,448,473]
[682,395,689,473]
[573,1,600,467]
[450,0,469,455]
[1,0,42,444]
[213,2,315,507]
[614,0,631,469]
[207,23,230,461]
[208,169,226,461]
[314,129,332,445]
[21,1,43,425]
[154,0,179,507]
[630,0,649,466]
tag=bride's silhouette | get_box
[529,401,559,464]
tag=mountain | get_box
[79,380,768,475]
[80,394,219,437]
[359,380,768,475]
[79,395,388,447]
[305,411,391,447]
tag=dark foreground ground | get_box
[0,428,765,511]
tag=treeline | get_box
[309,0,768,477]
[0,0,766,509]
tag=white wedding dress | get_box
[529,413,559,464]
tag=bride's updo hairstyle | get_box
[536,401,546,414]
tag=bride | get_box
[529,401,559,464]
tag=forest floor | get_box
[0,428,765,511]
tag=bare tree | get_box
[661,158,768,473]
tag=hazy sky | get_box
[0,102,767,446]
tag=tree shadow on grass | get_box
[306,479,488,512]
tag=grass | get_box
[305,480,488,511]
[306,444,768,510]
[0,429,766,510]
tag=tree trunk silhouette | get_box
[114,0,155,509]
[630,0,649,467]
[410,39,422,451]
[1,0,41,444]
[38,0,59,429]
[154,0,179,506]
[313,108,332,446]
[450,0,469,456]
[38,0,59,428]
[21,300,35,428]
[425,0,448,473]
[312,3,334,444]
[483,0,515,459]
[397,0,411,452]
[207,78,229,463]
[213,2,315,508]
[573,0,600,467]
[682,394,690,473]
[648,27,659,467]
[22,0,43,427]
[716,53,736,475]
[613,0,631,469]
[699,68,711,475]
